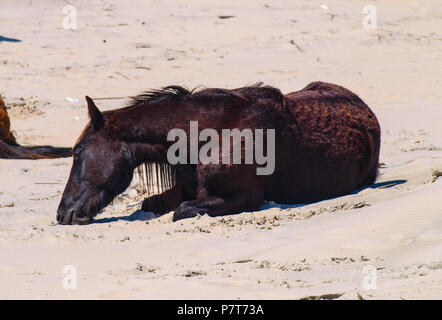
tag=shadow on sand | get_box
[353,179,407,193]
[93,179,408,224]
[0,35,22,43]
[259,179,408,211]
[94,209,158,224]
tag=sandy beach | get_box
[0,0,441,299]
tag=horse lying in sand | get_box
[0,94,72,159]
[56,81,380,225]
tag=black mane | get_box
[126,82,283,108]
[128,85,193,106]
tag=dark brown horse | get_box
[0,94,72,159]
[56,81,380,225]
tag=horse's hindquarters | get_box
[271,84,380,203]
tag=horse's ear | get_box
[85,96,104,131]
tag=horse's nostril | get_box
[56,208,74,225]
[68,210,75,221]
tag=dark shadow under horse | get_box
[56,81,380,225]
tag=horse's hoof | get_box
[173,203,201,221]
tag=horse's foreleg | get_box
[141,183,183,215]
[173,194,251,221]
[173,164,264,221]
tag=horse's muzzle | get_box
[57,208,93,225]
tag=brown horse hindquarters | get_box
[272,83,380,203]
[0,95,17,145]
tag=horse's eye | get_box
[74,148,82,158]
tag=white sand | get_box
[0,0,441,299]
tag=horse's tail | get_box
[357,123,381,188]
[0,139,72,159]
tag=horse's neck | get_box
[129,141,168,167]
[119,102,180,166]
[123,101,188,140]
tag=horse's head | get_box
[57,97,134,225]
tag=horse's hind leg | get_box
[0,140,38,159]
[26,146,72,158]
[0,139,72,159]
